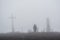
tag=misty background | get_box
[0,0,60,33]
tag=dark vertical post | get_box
[46,18,50,32]
[9,14,15,32]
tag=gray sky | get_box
[0,0,60,33]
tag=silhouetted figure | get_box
[33,24,37,32]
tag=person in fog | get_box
[33,24,37,32]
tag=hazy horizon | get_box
[0,0,60,33]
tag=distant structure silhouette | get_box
[46,18,50,32]
[9,14,16,32]
[28,29,32,33]
[33,24,37,32]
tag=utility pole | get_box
[9,14,16,32]
[46,18,50,32]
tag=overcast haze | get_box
[0,0,60,33]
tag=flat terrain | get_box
[0,32,60,40]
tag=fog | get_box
[0,0,60,33]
